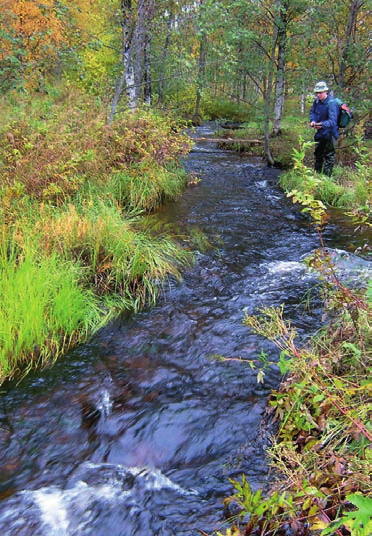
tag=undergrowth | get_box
[279,138,372,210]
[212,145,372,536]
[0,88,194,382]
[238,295,372,536]
[214,253,372,535]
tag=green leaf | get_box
[279,351,291,374]
[321,494,372,536]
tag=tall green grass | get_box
[0,194,193,381]
[18,201,193,296]
[108,162,187,212]
[0,217,192,381]
[0,250,104,382]
[280,169,370,209]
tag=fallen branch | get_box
[193,137,263,144]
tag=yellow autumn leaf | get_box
[311,515,329,531]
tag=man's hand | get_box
[310,121,322,129]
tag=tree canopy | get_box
[0,0,370,124]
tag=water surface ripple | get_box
[0,124,349,535]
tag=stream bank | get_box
[0,124,359,536]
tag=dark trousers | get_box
[314,136,336,176]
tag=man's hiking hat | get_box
[314,81,329,92]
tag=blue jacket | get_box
[310,95,339,141]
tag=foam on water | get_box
[264,260,307,274]
[32,487,71,535]
[0,462,197,535]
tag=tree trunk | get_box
[143,21,152,105]
[192,33,206,125]
[109,0,135,122]
[264,30,277,167]
[109,0,155,120]
[301,92,305,114]
[272,1,288,135]
[158,11,174,104]
[134,0,146,105]
[272,39,285,134]
[110,70,127,124]
[338,0,364,87]
[144,0,155,105]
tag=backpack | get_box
[328,98,353,128]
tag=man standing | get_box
[309,81,339,176]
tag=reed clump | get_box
[0,249,103,383]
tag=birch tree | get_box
[110,0,155,122]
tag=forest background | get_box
[0,1,371,535]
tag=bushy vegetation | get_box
[216,207,372,535]
[238,289,372,535]
[203,97,251,123]
[215,145,372,535]
[1,89,191,208]
[211,293,372,536]
[279,138,372,211]
[0,88,194,383]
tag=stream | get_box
[0,124,361,535]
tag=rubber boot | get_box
[323,137,336,177]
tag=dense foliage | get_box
[1,1,370,125]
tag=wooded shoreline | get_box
[1,0,371,532]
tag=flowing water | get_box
[0,125,362,535]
